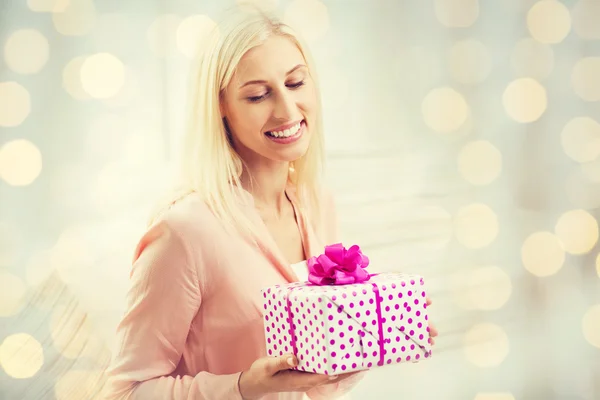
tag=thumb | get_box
[266,354,297,374]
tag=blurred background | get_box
[1,0,600,399]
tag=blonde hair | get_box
[149,5,326,239]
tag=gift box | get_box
[261,243,432,375]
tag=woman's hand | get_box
[426,296,438,345]
[238,354,358,399]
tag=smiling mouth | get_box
[265,120,304,138]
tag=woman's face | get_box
[220,35,317,167]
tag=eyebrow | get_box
[239,64,307,89]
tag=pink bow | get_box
[307,243,370,285]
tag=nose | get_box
[272,90,297,121]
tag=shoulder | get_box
[154,191,221,240]
[136,191,225,291]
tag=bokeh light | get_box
[54,369,104,400]
[176,15,218,59]
[0,333,44,379]
[454,203,499,249]
[50,227,94,286]
[448,39,492,85]
[27,0,69,13]
[596,253,600,277]
[527,0,572,44]
[571,0,600,40]
[62,56,92,100]
[147,14,181,58]
[503,78,547,123]
[561,117,600,163]
[4,29,50,75]
[452,266,512,311]
[434,0,479,28]
[52,0,97,36]
[582,304,600,349]
[463,323,510,368]
[510,37,554,80]
[572,57,600,102]
[25,249,54,287]
[554,209,599,255]
[0,139,43,186]
[0,270,27,317]
[422,87,469,134]
[522,231,565,277]
[457,140,502,185]
[581,160,600,183]
[50,304,93,359]
[565,169,600,210]
[0,221,22,267]
[0,81,31,127]
[80,53,126,99]
[283,0,330,43]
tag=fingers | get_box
[275,370,336,391]
[428,322,438,345]
[328,370,363,384]
[426,297,432,306]
[266,353,297,375]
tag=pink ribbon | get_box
[307,243,370,285]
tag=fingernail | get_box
[287,357,295,366]
[329,375,337,380]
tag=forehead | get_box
[234,35,306,81]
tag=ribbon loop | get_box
[307,243,370,285]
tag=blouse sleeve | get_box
[102,221,243,400]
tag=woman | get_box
[103,5,437,400]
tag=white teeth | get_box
[268,122,301,138]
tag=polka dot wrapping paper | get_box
[261,272,432,375]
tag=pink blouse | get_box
[102,186,365,399]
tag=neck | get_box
[240,161,291,215]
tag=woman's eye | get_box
[287,80,305,89]
[247,94,266,102]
